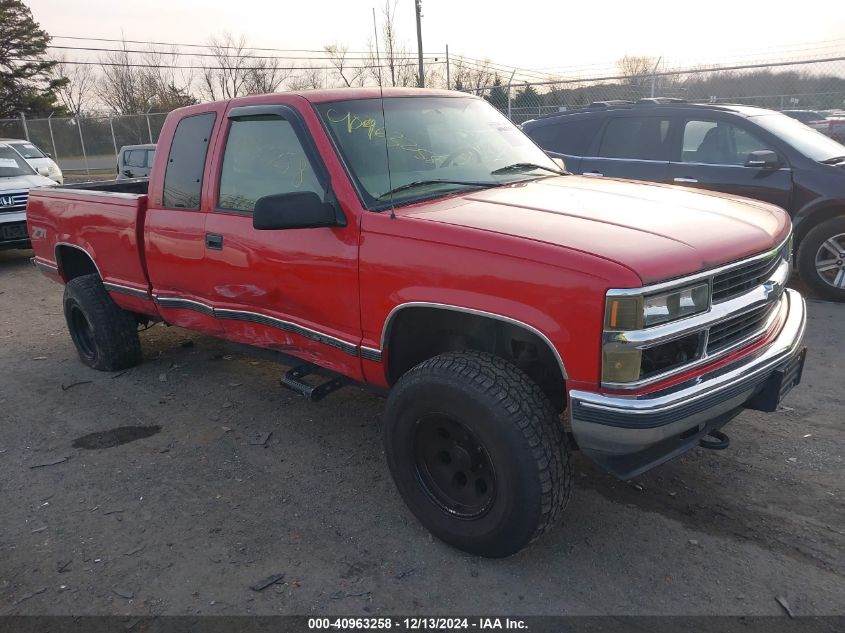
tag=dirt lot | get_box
[1,248,843,617]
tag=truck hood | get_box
[0,174,56,192]
[403,176,791,284]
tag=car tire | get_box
[797,215,845,302]
[382,350,572,557]
[63,273,142,371]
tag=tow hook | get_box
[699,429,730,450]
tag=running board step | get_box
[280,365,346,402]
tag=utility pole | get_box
[415,0,424,87]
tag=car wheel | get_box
[797,216,845,302]
[383,350,572,557]
[63,273,142,371]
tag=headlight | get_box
[602,282,711,385]
[605,283,710,331]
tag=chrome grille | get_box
[0,191,28,214]
[706,303,777,355]
[712,248,783,303]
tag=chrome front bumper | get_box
[569,288,807,479]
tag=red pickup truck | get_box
[28,88,807,557]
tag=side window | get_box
[217,116,323,213]
[598,116,671,160]
[126,150,146,168]
[162,112,216,209]
[529,118,602,156]
[682,119,774,166]
[146,150,156,168]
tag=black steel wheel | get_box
[383,350,572,558]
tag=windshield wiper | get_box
[491,162,567,176]
[820,156,845,164]
[376,179,501,200]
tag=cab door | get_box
[144,106,226,336]
[201,102,363,379]
[668,116,793,208]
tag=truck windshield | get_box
[316,96,559,207]
[753,113,845,162]
[0,145,35,177]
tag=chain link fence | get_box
[475,56,845,126]
[2,56,844,179]
[0,112,168,178]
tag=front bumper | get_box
[569,288,807,479]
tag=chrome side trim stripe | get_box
[33,259,58,274]
[360,346,383,363]
[103,281,152,300]
[153,296,364,359]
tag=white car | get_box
[0,143,56,250]
[0,138,63,184]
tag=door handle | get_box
[583,171,603,177]
[205,233,223,250]
[674,177,698,183]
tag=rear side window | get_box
[598,116,671,160]
[163,113,216,209]
[125,149,147,168]
[527,118,602,156]
[217,116,322,214]
[146,150,156,167]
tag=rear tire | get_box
[383,350,572,557]
[797,216,845,302]
[63,274,142,371]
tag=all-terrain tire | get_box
[383,350,572,558]
[63,273,142,371]
[797,215,845,302]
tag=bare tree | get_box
[97,41,195,114]
[199,33,291,100]
[450,56,496,94]
[616,55,658,88]
[368,0,416,87]
[50,56,97,114]
[324,42,366,87]
[287,63,326,91]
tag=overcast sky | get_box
[25,0,845,78]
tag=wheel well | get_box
[384,307,567,411]
[56,245,98,282]
[795,204,845,248]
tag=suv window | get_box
[528,118,602,156]
[218,116,322,213]
[682,119,773,166]
[162,112,216,209]
[598,116,671,160]
[126,149,147,168]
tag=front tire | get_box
[797,216,845,302]
[383,351,572,557]
[63,274,142,371]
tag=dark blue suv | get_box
[522,100,845,301]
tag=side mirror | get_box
[253,191,338,230]
[745,150,780,169]
[123,169,133,177]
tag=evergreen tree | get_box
[486,76,508,113]
[0,0,67,117]
[513,84,541,110]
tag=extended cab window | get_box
[598,116,671,160]
[217,116,323,213]
[162,112,216,209]
[682,120,774,166]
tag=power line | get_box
[16,57,445,71]
[46,44,444,63]
[51,34,445,57]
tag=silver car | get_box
[0,143,56,250]
[0,139,63,184]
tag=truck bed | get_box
[26,180,154,314]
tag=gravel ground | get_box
[0,248,843,616]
